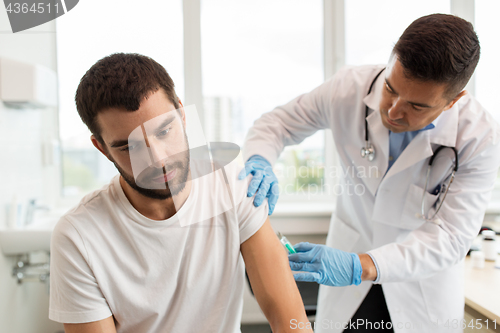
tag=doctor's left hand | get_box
[288,242,362,287]
[238,155,279,215]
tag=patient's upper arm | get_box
[241,218,310,332]
[64,316,116,333]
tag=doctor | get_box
[239,14,500,332]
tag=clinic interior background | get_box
[0,0,499,332]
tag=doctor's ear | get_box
[443,90,467,111]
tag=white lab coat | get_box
[243,65,500,333]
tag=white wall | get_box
[0,7,63,333]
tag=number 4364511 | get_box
[6,2,60,14]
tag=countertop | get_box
[464,255,500,322]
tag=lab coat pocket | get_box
[329,216,361,252]
[401,184,438,230]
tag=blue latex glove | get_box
[288,242,362,287]
[238,155,279,215]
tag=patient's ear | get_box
[91,135,113,162]
[178,99,186,128]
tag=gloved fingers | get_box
[263,164,275,177]
[247,170,264,197]
[254,179,271,207]
[293,272,321,283]
[266,181,279,197]
[266,182,279,215]
[238,163,255,180]
[289,261,313,271]
[289,260,300,271]
[288,250,315,264]
[293,242,315,253]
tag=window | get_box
[59,0,497,210]
[200,0,325,199]
[475,0,499,123]
[56,0,184,198]
[475,0,500,210]
[345,0,450,66]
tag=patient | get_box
[49,53,311,333]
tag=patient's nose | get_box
[149,140,169,168]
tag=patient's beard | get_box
[115,158,189,200]
[112,142,190,200]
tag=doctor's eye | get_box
[384,83,396,95]
[410,105,423,112]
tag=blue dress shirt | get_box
[387,122,436,171]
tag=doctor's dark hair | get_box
[75,53,180,144]
[392,14,480,99]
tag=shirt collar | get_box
[417,116,439,132]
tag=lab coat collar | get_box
[362,70,384,114]
[427,106,458,147]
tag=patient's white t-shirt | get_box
[49,164,268,333]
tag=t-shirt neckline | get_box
[112,174,195,227]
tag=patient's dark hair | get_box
[392,13,480,99]
[75,53,180,144]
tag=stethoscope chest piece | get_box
[360,145,375,161]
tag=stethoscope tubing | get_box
[421,146,458,222]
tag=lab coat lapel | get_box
[384,130,433,179]
[362,77,389,196]
[384,106,458,180]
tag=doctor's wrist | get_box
[358,253,378,281]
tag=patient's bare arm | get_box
[241,218,313,332]
[64,316,116,333]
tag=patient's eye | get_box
[157,127,171,137]
[121,142,140,152]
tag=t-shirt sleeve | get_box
[237,189,269,244]
[49,217,112,323]
[222,159,269,244]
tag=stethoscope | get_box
[421,146,458,223]
[360,68,385,161]
[360,68,459,223]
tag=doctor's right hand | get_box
[288,242,363,287]
[238,155,279,215]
